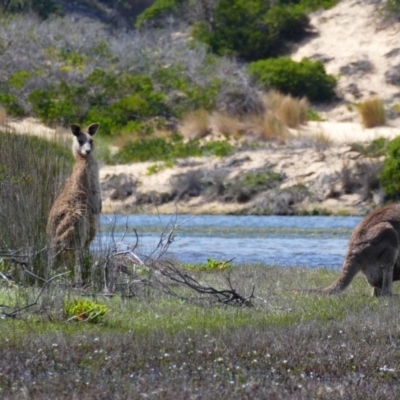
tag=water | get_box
[98,214,363,269]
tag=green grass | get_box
[1,265,400,398]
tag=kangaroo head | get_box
[70,123,99,157]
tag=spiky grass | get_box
[211,111,242,138]
[179,109,210,139]
[0,129,73,281]
[266,90,309,128]
[250,112,291,143]
[358,96,386,128]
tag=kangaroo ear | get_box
[87,123,100,136]
[70,124,82,137]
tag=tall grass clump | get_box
[0,130,73,281]
[266,91,308,128]
[179,109,210,139]
[358,96,386,128]
[248,112,291,143]
[380,136,400,199]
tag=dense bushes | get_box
[380,137,400,199]
[248,57,337,102]
[27,70,170,135]
[116,134,234,163]
[136,0,185,28]
[1,0,61,19]
[0,15,232,135]
[196,0,310,61]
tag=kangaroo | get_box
[319,204,400,296]
[47,123,102,284]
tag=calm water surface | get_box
[98,214,363,269]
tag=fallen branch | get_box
[154,260,254,307]
[1,272,69,319]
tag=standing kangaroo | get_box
[320,204,400,296]
[47,123,102,284]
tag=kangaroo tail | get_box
[317,258,361,294]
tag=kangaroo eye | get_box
[78,140,85,146]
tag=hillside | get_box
[2,0,400,216]
[98,0,400,216]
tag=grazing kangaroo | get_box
[320,204,400,296]
[47,123,102,284]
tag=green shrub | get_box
[385,0,400,15]
[116,135,234,164]
[153,64,222,115]
[65,299,108,323]
[351,138,388,158]
[185,258,232,272]
[201,0,310,61]
[380,136,400,199]
[248,57,337,102]
[136,0,185,28]
[26,70,170,135]
[6,0,61,19]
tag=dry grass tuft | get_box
[210,112,242,138]
[179,109,210,139]
[251,112,291,143]
[266,91,308,128]
[358,96,386,128]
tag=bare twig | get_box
[154,261,254,306]
[1,272,69,319]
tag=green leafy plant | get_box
[135,0,185,28]
[307,108,324,121]
[146,160,176,175]
[65,299,108,323]
[351,137,388,158]
[199,0,310,61]
[185,258,232,272]
[116,135,234,164]
[379,136,400,199]
[248,57,337,102]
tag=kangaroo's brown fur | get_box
[320,204,400,296]
[47,123,101,284]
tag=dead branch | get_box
[154,260,254,306]
[1,272,69,319]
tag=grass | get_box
[1,264,400,399]
[267,91,308,129]
[358,96,386,128]
[179,109,210,139]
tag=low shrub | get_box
[350,137,388,158]
[185,258,232,272]
[358,96,386,128]
[384,0,400,16]
[202,0,310,61]
[65,299,108,323]
[248,57,337,102]
[116,135,234,164]
[380,136,400,199]
[135,0,185,28]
